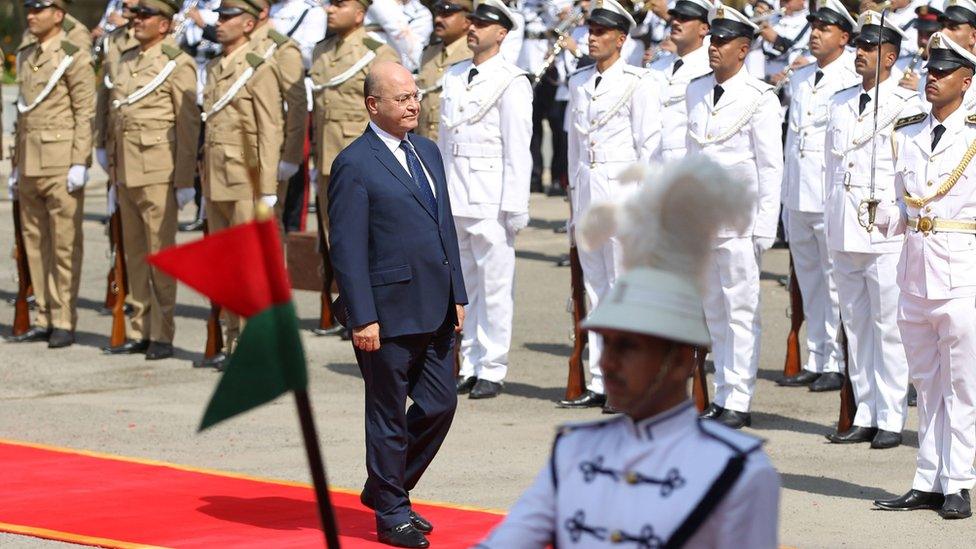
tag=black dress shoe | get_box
[908,384,917,407]
[871,429,903,449]
[456,375,477,394]
[874,489,945,511]
[826,426,878,444]
[602,403,621,414]
[47,329,74,349]
[556,254,570,267]
[6,326,51,343]
[809,372,844,392]
[941,490,972,519]
[557,390,606,408]
[178,218,204,232]
[716,410,751,429]
[469,378,502,399]
[777,371,820,387]
[546,185,567,197]
[145,341,174,360]
[377,522,429,548]
[700,403,725,419]
[103,339,150,354]
[193,352,227,369]
[409,510,433,533]
[312,325,346,337]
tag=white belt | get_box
[908,216,976,235]
[452,142,502,158]
[588,149,637,164]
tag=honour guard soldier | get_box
[309,0,399,222]
[201,0,285,358]
[687,3,783,429]
[416,0,474,140]
[873,31,976,519]
[936,0,976,112]
[822,10,918,448]
[95,0,140,182]
[899,2,944,93]
[887,0,921,71]
[558,0,662,410]
[477,158,781,549]
[758,0,812,79]
[441,0,532,399]
[9,0,95,348]
[101,0,199,359]
[648,0,713,163]
[778,0,858,391]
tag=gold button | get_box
[437,67,443,73]
[32,66,38,72]
[610,531,623,542]
[625,471,639,484]
[925,206,932,213]
[800,153,805,158]
[707,133,713,139]
[591,119,596,124]
[927,180,933,186]
[55,134,61,139]
[806,111,811,115]
[590,140,596,146]
[590,162,596,168]
[848,162,854,168]
[812,90,817,95]
[330,61,336,67]
[459,106,464,112]
[132,71,138,77]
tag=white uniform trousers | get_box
[704,237,762,413]
[577,234,624,394]
[787,210,845,374]
[900,292,976,495]
[456,215,515,383]
[831,251,908,432]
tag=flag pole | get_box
[294,389,342,549]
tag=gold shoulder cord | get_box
[904,138,976,208]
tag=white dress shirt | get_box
[369,121,436,197]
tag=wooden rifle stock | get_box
[316,195,336,333]
[692,346,710,412]
[108,210,128,347]
[566,244,587,400]
[11,199,32,336]
[201,220,224,359]
[783,255,804,377]
[837,324,856,432]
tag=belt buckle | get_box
[917,216,934,234]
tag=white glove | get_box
[857,200,892,232]
[753,236,775,258]
[176,187,196,210]
[504,211,530,235]
[277,161,300,181]
[67,165,88,193]
[7,168,18,199]
[107,184,118,216]
[260,194,278,208]
[95,148,109,172]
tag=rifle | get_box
[837,324,856,432]
[107,209,128,347]
[783,255,804,377]
[312,193,341,335]
[202,219,225,360]
[104,206,119,310]
[691,346,710,412]
[11,199,32,336]
[565,243,587,400]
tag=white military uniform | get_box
[888,1,921,70]
[517,0,570,74]
[270,0,328,68]
[686,66,783,413]
[500,6,526,64]
[649,42,711,162]
[476,402,781,548]
[782,52,859,377]
[888,107,976,495]
[439,54,533,383]
[762,7,811,77]
[365,0,432,71]
[823,77,919,432]
[566,58,662,394]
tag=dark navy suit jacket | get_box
[328,126,467,339]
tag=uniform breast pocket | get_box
[138,128,176,173]
[39,130,72,168]
[467,156,503,204]
[948,232,976,288]
[946,172,969,197]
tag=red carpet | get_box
[0,439,503,548]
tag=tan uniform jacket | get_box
[15,35,95,177]
[416,37,472,139]
[202,45,284,201]
[250,24,307,166]
[308,26,398,177]
[110,40,199,188]
[95,25,139,150]
[19,13,92,50]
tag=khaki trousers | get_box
[205,198,255,352]
[118,183,178,343]
[19,175,84,331]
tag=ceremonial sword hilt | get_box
[858,198,882,233]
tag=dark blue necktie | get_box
[400,139,437,212]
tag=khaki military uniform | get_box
[95,25,139,160]
[202,44,284,349]
[14,34,95,331]
[109,39,199,344]
[308,26,397,228]
[416,37,472,139]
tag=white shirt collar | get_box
[369,121,409,153]
[930,103,966,135]
[622,400,697,441]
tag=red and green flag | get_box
[147,212,307,431]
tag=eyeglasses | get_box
[372,92,421,107]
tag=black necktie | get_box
[713,85,724,105]
[594,75,602,89]
[467,67,478,84]
[672,59,684,75]
[932,124,946,150]
[400,140,437,212]
[814,70,824,85]
[858,92,870,115]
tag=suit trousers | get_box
[456,215,515,382]
[576,233,625,394]
[357,313,458,530]
[19,175,84,331]
[900,292,976,494]
[787,209,844,374]
[206,198,255,351]
[704,237,762,413]
[832,250,908,432]
[119,183,178,343]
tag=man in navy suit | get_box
[328,60,467,549]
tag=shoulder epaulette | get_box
[62,18,76,32]
[246,51,265,69]
[424,37,443,49]
[697,419,764,455]
[268,29,289,46]
[689,71,713,83]
[894,113,926,130]
[161,43,182,60]
[570,64,596,77]
[968,114,976,125]
[61,40,79,56]
[833,83,859,96]
[556,416,618,436]
[363,36,384,51]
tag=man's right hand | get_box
[353,322,381,352]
